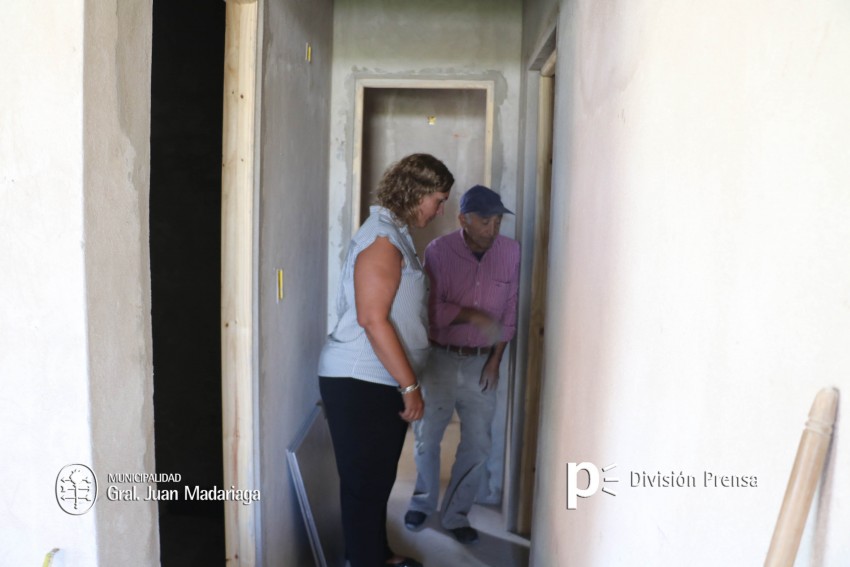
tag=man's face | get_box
[460,212,502,253]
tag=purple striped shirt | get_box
[424,229,520,348]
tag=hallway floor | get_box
[385,422,530,567]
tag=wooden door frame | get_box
[221,1,261,566]
[351,78,495,233]
[516,47,557,536]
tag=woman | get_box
[318,153,454,567]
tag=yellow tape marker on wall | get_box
[43,548,60,567]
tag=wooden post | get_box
[517,49,556,535]
[765,387,839,566]
[221,1,258,565]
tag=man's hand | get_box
[470,310,503,344]
[479,358,500,392]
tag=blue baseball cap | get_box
[459,185,514,216]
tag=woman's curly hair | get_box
[375,154,454,224]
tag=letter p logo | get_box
[566,462,618,509]
[566,462,599,509]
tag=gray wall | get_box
[257,0,334,565]
[85,2,159,564]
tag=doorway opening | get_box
[353,76,521,520]
[352,79,495,253]
[150,2,226,565]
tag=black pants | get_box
[320,377,408,567]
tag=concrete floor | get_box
[385,422,530,567]
[160,417,529,567]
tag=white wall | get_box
[0,2,98,565]
[257,0,334,565]
[0,1,156,565]
[532,1,850,565]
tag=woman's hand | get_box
[399,387,424,422]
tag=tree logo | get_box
[56,464,97,515]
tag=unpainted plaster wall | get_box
[84,1,158,564]
[327,0,524,327]
[0,0,157,565]
[257,0,334,565]
[531,1,850,565]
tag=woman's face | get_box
[412,191,450,228]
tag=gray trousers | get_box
[409,347,497,529]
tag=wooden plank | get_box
[356,78,494,91]
[352,83,365,231]
[540,50,557,78]
[517,69,555,536]
[765,387,839,566]
[484,85,494,188]
[221,1,259,565]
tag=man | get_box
[405,185,520,544]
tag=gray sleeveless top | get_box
[318,206,429,386]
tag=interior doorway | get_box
[352,79,494,253]
[150,2,226,565]
[353,80,514,507]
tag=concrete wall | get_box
[257,0,334,565]
[84,1,158,564]
[327,0,524,326]
[1,1,156,566]
[531,1,850,565]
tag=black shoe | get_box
[404,510,427,531]
[449,526,479,545]
[386,557,423,567]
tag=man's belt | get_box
[430,341,491,357]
